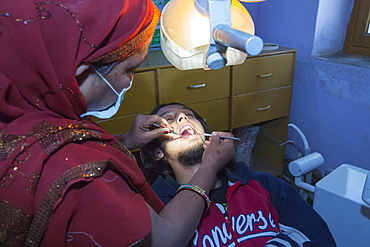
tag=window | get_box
[344,0,370,56]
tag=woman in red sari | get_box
[0,0,235,246]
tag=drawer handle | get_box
[257,105,271,111]
[188,83,206,89]
[257,72,272,78]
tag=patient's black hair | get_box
[140,103,234,185]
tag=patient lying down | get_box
[140,103,336,247]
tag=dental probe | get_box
[152,123,239,140]
[152,123,183,137]
[201,133,240,141]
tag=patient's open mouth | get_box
[179,125,198,138]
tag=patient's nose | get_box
[177,112,188,123]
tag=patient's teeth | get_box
[180,126,195,135]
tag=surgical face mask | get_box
[81,66,133,119]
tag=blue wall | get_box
[243,0,370,177]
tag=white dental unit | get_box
[287,124,370,247]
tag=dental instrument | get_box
[152,123,184,137]
[201,133,240,141]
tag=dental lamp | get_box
[160,0,264,70]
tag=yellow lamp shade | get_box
[160,0,256,70]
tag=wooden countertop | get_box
[138,46,296,71]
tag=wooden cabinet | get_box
[157,66,230,131]
[231,50,295,176]
[231,87,292,127]
[93,47,296,176]
[158,67,230,104]
[91,70,157,134]
[233,53,294,95]
[186,98,230,132]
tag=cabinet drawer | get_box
[233,53,294,95]
[187,98,229,131]
[94,113,147,135]
[116,70,157,116]
[158,67,230,104]
[232,86,292,128]
[93,70,156,123]
[95,98,229,135]
[92,71,156,133]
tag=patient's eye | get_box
[184,111,195,118]
[163,115,174,122]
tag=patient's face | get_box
[156,104,206,160]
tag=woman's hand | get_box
[115,114,170,150]
[141,131,236,247]
[201,131,235,175]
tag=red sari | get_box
[0,0,163,246]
